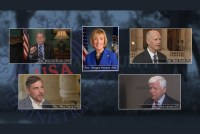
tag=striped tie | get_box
[153,54,158,63]
[38,45,44,62]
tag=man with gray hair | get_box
[143,76,180,109]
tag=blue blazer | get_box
[85,48,118,65]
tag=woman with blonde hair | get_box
[85,28,118,65]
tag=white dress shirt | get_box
[152,94,166,109]
[29,96,44,109]
[147,48,158,63]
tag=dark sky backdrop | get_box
[1,1,200,133]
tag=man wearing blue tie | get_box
[84,28,118,66]
[27,32,55,63]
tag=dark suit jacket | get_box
[85,48,118,65]
[27,43,55,63]
[133,49,167,63]
[143,94,180,109]
[18,96,52,109]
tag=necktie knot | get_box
[153,101,159,109]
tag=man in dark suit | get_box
[143,76,180,109]
[27,32,55,63]
[18,76,52,109]
[133,30,167,63]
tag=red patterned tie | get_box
[154,101,159,109]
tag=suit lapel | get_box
[144,50,153,63]
[157,52,166,63]
[162,94,169,105]
[25,96,34,109]
[44,44,48,59]
[157,52,162,62]
[99,49,108,65]
[91,51,97,65]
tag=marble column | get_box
[59,75,80,105]
[185,28,192,50]
[180,29,186,51]
[184,28,192,59]
[161,29,168,50]
[43,75,61,104]
[136,29,143,51]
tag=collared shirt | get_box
[153,94,166,108]
[95,50,104,65]
[147,47,158,63]
[29,96,44,109]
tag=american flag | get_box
[22,29,29,61]
[82,45,88,62]
[82,27,89,64]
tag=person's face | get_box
[92,33,105,51]
[148,81,166,101]
[27,80,45,103]
[36,33,45,45]
[147,31,161,53]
